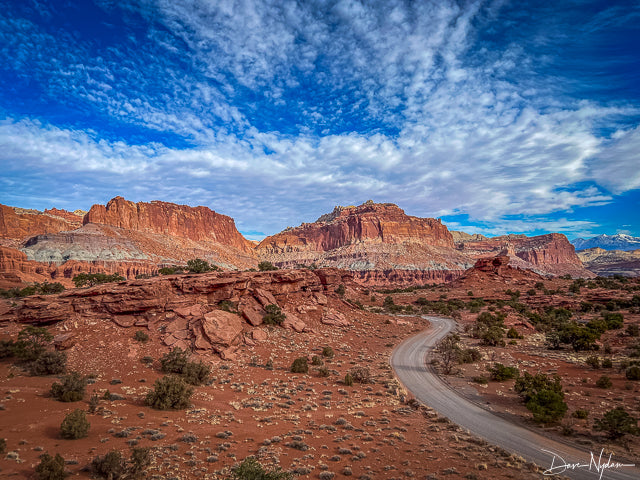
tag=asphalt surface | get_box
[390,316,639,480]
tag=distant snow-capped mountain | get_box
[572,234,640,251]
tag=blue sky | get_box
[0,0,638,241]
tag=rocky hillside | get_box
[577,247,640,277]
[457,233,592,278]
[0,197,257,287]
[256,201,472,285]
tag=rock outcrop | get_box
[458,233,593,277]
[84,196,253,253]
[2,269,352,358]
[257,201,469,286]
[0,204,82,243]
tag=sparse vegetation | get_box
[13,325,53,362]
[258,261,278,271]
[322,347,334,358]
[160,347,190,374]
[186,258,220,273]
[263,304,286,326]
[335,284,346,296]
[487,363,519,381]
[60,409,90,439]
[133,330,149,342]
[594,407,640,439]
[145,375,193,410]
[290,357,309,374]
[231,456,293,480]
[51,372,87,402]
[29,350,67,376]
[72,272,125,288]
[91,450,124,479]
[35,453,67,480]
[348,366,371,384]
[595,375,613,389]
[0,281,65,298]
[514,372,567,424]
[344,373,354,386]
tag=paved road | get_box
[390,316,639,480]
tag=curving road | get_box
[390,316,639,480]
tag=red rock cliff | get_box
[257,202,453,254]
[0,204,81,241]
[83,197,253,253]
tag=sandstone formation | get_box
[84,196,254,253]
[577,248,640,277]
[457,233,593,278]
[2,269,352,358]
[0,204,82,244]
[450,231,488,244]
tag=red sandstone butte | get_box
[0,204,81,242]
[84,196,254,253]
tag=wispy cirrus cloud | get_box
[0,0,638,238]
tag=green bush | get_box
[263,304,286,326]
[322,347,334,358]
[35,453,67,480]
[572,409,589,419]
[506,327,523,339]
[335,284,346,295]
[594,407,640,439]
[258,261,278,271]
[472,376,488,385]
[133,331,149,343]
[13,326,53,362]
[72,272,125,288]
[459,348,481,364]
[348,366,371,384]
[91,450,124,479]
[602,312,624,330]
[0,339,15,359]
[627,324,640,337]
[595,375,613,389]
[51,372,87,402]
[515,372,567,424]
[145,375,193,410]
[182,360,211,386]
[290,357,308,374]
[160,347,190,374]
[317,366,329,377]
[231,456,293,480]
[626,366,640,380]
[158,266,183,275]
[344,373,354,386]
[0,282,65,299]
[487,363,519,381]
[311,355,323,366]
[29,350,67,376]
[0,437,5,455]
[219,300,237,313]
[128,447,152,478]
[585,355,600,369]
[60,409,90,439]
[601,358,613,368]
[186,258,220,273]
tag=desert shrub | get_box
[0,437,5,454]
[594,407,640,439]
[91,450,125,479]
[322,347,334,358]
[514,372,567,424]
[290,357,308,374]
[60,409,90,439]
[602,358,613,368]
[145,375,193,410]
[158,266,183,275]
[311,355,323,366]
[473,312,505,346]
[133,331,149,343]
[51,372,87,402]
[231,456,293,480]
[263,304,286,325]
[487,363,519,381]
[128,447,151,478]
[437,333,461,374]
[506,327,523,339]
[186,258,219,273]
[335,284,346,295]
[35,453,67,480]
[13,326,53,362]
[572,409,589,419]
[88,392,100,413]
[596,375,613,388]
[29,350,67,376]
[459,348,481,364]
[602,312,624,330]
[585,355,600,369]
[344,373,354,386]
[627,324,640,337]
[472,376,488,384]
[219,300,237,313]
[258,261,278,271]
[348,366,371,384]
[626,366,640,380]
[0,339,15,359]
[181,360,211,386]
[317,366,330,377]
[160,347,190,374]
[72,273,125,288]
